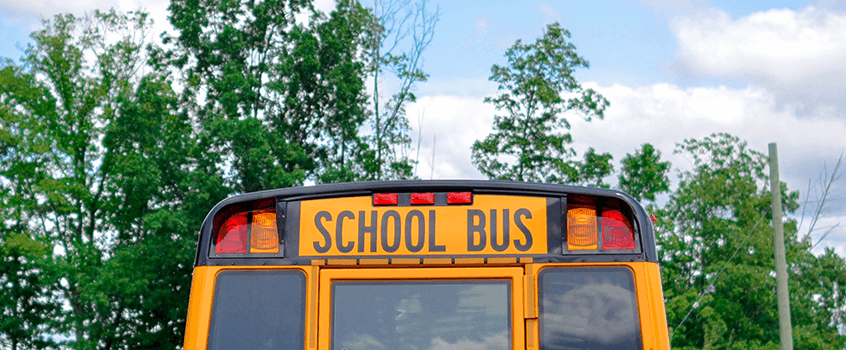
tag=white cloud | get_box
[538,3,561,24]
[407,95,497,180]
[314,0,336,13]
[411,80,846,246]
[475,18,489,36]
[0,0,168,27]
[636,0,710,18]
[672,7,846,114]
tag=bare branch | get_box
[812,223,840,250]
[806,151,843,236]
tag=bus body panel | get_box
[184,262,670,349]
[183,266,317,350]
[184,181,670,349]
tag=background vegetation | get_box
[1,1,844,349]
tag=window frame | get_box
[318,267,526,350]
[536,265,643,350]
[206,269,308,350]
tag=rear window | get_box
[208,270,306,350]
[539,267,641,350]
[332,281,510,350]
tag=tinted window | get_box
[332,281,510,350]
[208,270,306,350]
[539,267,641,350]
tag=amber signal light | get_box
[215,209,279,254]
[566,205,635,251]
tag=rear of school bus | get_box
[183,180,671,350]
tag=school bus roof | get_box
[194,180,658,267]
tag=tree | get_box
[167,0,407,186]
[0,233,59,350]
[282,0,375,184]
[575,147,613,188]
[0,11,198,349]
[619,143,670,202]
[471,22,609,183]
[167,0,314,192]
[656,133,844,349]
[360,0,440,181]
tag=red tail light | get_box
[410,193,435,205]
[602,209,635,250]
[216,212,248,253]
[447,192,472,204]
[215,207,280,254]
[373,193,398,206]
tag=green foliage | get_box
[2,1,428,347]
[167,0,313,192]
[472,22,609,183]
[657,133,844,349]
[2,3,846,350]
[575,147,613,188]
[360,0,439,181]
[0,233,60,350]
[619,143,670,202]
[0,10,199,349]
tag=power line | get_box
[669,205,772,341]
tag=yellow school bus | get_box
[183,180,670,350]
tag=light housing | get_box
[602,209,635,250]
[410,193,435,205]
[373,193,398,206]
[215,212,248,254]
[214,204,279,255]
[447,192,472,204]
[567,206,598,250]
[250,209,279,253]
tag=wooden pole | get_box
[769,142,793,350]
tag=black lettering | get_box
[428,210,446,252]
[513,208,533,251]
[491,209,510,251]
[467,209,486,251]
[404,210,425,252]
[313,211,332,253]
[381,210,401,252]
[336,211,355,253]
[358,211,378,252]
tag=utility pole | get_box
[769,142,793,350]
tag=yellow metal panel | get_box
[182,266,315,350]
[326,258,356,265]
[390,258,420,265]
[308,266,319,350]
[422,258,452,264]
[524,263,537,319]
[299,195,548,256]
[183,267,214,350]
[644,262,671,349]
[359,258,390,265]
[488,257,518,264]
[525,318,538,350]
[454,257,485,264]
[318,268,526,350]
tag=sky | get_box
[1,0,845,253]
